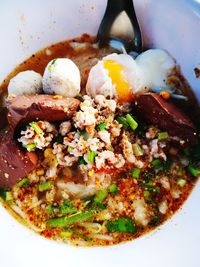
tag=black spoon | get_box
[97,0,142,54]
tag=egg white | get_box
[136,49,175,90]
[86,60,115,98]
[86,53,145,99]
[86,49,176,100]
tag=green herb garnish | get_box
[151,159,163,170]
[142,181,160,193]
[79,157,87,165]
[188,164,200,176]
[54,134,64,144]
[163,158,173,173]
[59,201,77,215]
[106,217,136,234]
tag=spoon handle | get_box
[97,0,142,52]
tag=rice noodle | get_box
[12,205,26,220]
[26,200,43,211]
[12,205,44,232]
[89,234,114,241]
[72,240,89,246]
[79,222,102,233]
[57,181,96,199]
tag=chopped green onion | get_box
[5,192,14,205]
[116,116,129,129]
[188,164,200,176]
[59,201,77,215]
[0,189,14,205]
[79,130,90,140]
[109,184,118,194]
[96,122,106,131]
[39,181,53,192]
[142,181,160,192]
[17,178,29,187]
[87,150,97,163]
[25,143,36,151]
[47,211,95,228]
[132,168,140,179]
[60,231,73,238]
[157,132,169,140]
[132,143,143,156]
[144,190,151,201]
[106,217,136,234]
[126,114,138,130]
[29,122,43,134]
[94,189,108,204]
[67,146,74,153]
[177,179,186,187]
[151,159,163,170]
[48,58,57,70]
[46,204,54,215]
[5,192,12,202]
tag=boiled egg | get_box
[86,49,175,101]
[86,53,145,102]
[135,49,175,89]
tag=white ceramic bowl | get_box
[0,1,199,267]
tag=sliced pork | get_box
[134,93,198,145]
[0,128,38,188]
[7,95,80,129]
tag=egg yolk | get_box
[104,60,133,102]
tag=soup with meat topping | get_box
[0,34,199,246]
